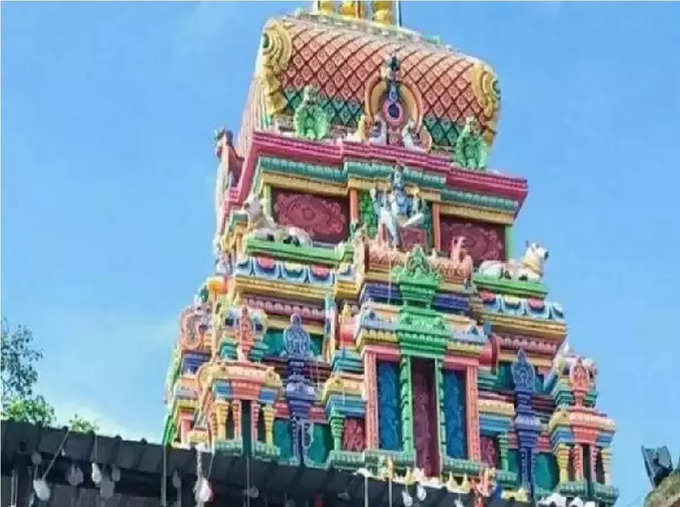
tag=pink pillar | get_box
[350,189,359,223]
[432,203,441,252]
[251,401,261,444]
[466,366,481,460]
[232,400,242,439]
[572,444,584,481]
[364,351,379,448]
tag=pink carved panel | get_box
[273,189,349,243]
[398,226,428,250]
[412,359,440,477]
[343,418,366,451]
[440,217,505,266]
[480,435,499,468]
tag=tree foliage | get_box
[1,319,42,408]
[1,319,97,430]
[4,396,56,425]
[69,413,99,433]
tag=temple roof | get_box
[257,10,501,149]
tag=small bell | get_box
[91,463,102,485]
[33,478,51,502]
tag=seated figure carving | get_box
[478,240,549,282]
[369,165,425,248]
[242,193,312,247]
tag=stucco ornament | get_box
[293,86,330,141]
[369,165,425,247]
[478,241,549,282]
[454,116,488,170]
[242,193,312,247]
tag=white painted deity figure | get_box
[370,165,425,247]
[478,240,549,282]
[401,119,425,152]
[242,193,312,247]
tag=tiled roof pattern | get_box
[276,16,496,146]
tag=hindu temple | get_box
[162,1,618,505]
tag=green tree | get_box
[4,396,56,425]
[1,319,96,430]
[1,319,42,407]
[69,413,99,433]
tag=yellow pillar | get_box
[555,444,570,483]
[232,400,242,439]
[215,401,230,441]
[263,405,276,446]
[600,447,612,485]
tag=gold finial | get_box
[341,1,364,18]
[317,0,335,14]
[373,0,395,25]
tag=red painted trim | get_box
[228,131,529,215]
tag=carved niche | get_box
[440,216,505,266]
[273,189,349,243]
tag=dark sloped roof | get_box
[1,421,530,507]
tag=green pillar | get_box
[498,433,509,471]
[329,413,344,451]
[399,355,414,451]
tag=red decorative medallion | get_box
[440,217,504,265]
[273,190,348,243]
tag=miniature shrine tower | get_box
[163,2,617,505]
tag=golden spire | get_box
[313,0,401,26]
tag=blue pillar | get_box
[511,349,541,497]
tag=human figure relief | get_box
[369,165,425,247]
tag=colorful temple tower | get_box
[163,2,617,505]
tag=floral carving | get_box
[273,190,348,243]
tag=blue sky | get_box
[2,2,679,504]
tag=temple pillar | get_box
[263,405,276,446]
[349,189,359,224]
[364,351,379,448]
[232,400,242,439]
[572,444,584,481]
[329,413,344,451]
[465,365,481,460]
[498,433,509,471]
[556,443,570,483]
[589,445,598,482]
[251,401,261,443]
[600,447,612,485]
[399,355,414,451]
[432,203,441,251]
[215,401,230,441]
[208,412,218,444]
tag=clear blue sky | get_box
[2,2,679,505]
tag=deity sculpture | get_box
[369,165,425,247]
[242,193,312,247]
[454,116,488,170]
[478,241,549,282]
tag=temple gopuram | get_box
[162,2,618,506]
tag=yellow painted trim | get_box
[439,203,514,225]
[261,172,348,197]
[474,311,567,339]
[231,275,332,302]
[498,353,552,368]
